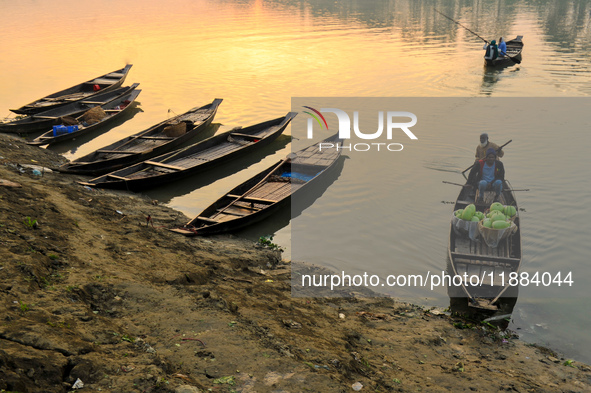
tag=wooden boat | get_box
[484,36,523,67]
[10,65,133,115]
[79,112,297,191]
[171,133,343,236]
[0,84,139,135]
[28,84,141,146]
[447,180,522,313]
[58,99,223,176]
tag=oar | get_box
[435,9,521,64]
[435,9,489,44]
[461,139,512,178]
[496,49,521,64]
[443,181,472,187]
[443,181,527,192]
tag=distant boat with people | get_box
[484,36,524,67]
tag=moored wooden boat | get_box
[170,133,343,236]
[28,84,141,146]
[10,65,133,115]
[79,112,297,191]
[447,180,522,313]
[58,99,223,176]
[0,84,139,135]
[484,36,523,67]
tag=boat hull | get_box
[172,134,343,236]
[28,85,141,146]
[79,113,297,191]
[447,179,522,314]
[0,83,139,135]
[58,99,223,176]
[11,65,133,115]
[484,36,523,67]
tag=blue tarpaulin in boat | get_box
[280,171,316,182]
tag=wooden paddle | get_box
[442,181,528,192]
[443,181,472,187]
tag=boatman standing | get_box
[475,133,504,160]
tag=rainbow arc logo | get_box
[303,106,329,131]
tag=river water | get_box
[1,0,590,364]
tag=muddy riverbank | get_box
[0,133,589,392]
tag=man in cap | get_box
[475,133,504,160]
[468,147,505,203]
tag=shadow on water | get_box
[232,155,347,241]
[44,103,144,155]
[144,134,292,204]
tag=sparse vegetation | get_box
[18,300,30,313]
[257,235,284,252]
[23,216,37,229]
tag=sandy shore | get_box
[0,133,589,392]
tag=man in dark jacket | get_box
[484,40,499,60]
[468,147,505,202]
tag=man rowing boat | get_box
[476,133,504,160]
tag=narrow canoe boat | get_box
[28,84,141,146]
[0,84,139,135]
[447,180,522,313]
[58,99,223,176]
[170,133,343,236]
[79,112,297,191]
[484,36,523,67]
[10,65,133,115]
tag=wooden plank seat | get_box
[217,209,251,216]
[88,78,120,85]
[229,132,262,140]
[106,174,129,181]
[96,149,137,154]
[137,136,175,140]
[451,251,520,265]
[32,115,59,119]
[196,217,219,223]
[104,72,125,78]
[80,101,106,105]
[226,194,277,204]
[143,161,184,171]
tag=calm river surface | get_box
[1,0,591,364]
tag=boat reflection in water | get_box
[446,179,522,329]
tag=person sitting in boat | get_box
[498,37,507,56]
[484,40,499,60]
[475,133,504,160]
[468,148,505,203]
